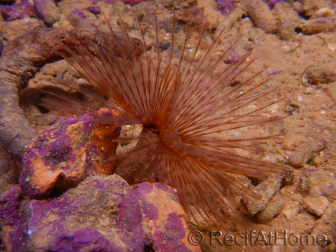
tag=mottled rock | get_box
[305,64,336,85]
[0,18,45,45]
[197,0,223,28]
[276,19,295,40]
[291,1,303,14]
[312,7,335,18]
[24,175,136,251]
[134,183,197,251]
[87,6,101,15]
[224,48,242,64]
[311,201,336,246]
[288,138,326,168]
[217,0,235,15]
[303,196,329,217]
[1,175,199,252]
[0,0,38,21]
[301,16,336,35]
[34,0,61,26]
[299,169,336,202]
[20,113,98,198]
[255,193,284,222]
[244,174,288,215]
[272,2,301,40]
[266,0,283,9]
[281,198,302,220]
[0,185,25,252]
[176,7,207,25]
[242,0,278,33]
[19,110,121,199]
[85,109,121,177]
[0,144,20,185]
[300,0,333,17]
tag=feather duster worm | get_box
[42,13,291,230]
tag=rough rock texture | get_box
[19,113,97,198]
[305,64,336,85]
[303,195,329,217]
[242,0,278,33]
[244,173,290,215]
[19,110,121,199]
[0,0,38,21]
[34,0,61,26]
[0,18,46,45]
[255,193,284,222]
[300,0,334,17]
[1,175,200,252]
[280,195,303,220]
[85,108,121,176]
[217,0,235,15]
[288,137,326,167]
[301,16,336,34]
[0,28,143,161]
[0,185,26,252]
[0,144,20,185]
[134,182,196,251]
[311,201,336,245]
[299,169,336,202]
[272,2,301,40]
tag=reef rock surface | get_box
[1,175,199,252]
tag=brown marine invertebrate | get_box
[43,14,291,229]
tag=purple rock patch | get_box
[3,176,192,251]
[217,0,235,15]
[0,186,25,252]
[267,0,283,9]
[224,48,242,64]
[20,114,98,198]
[117,189,146,251]
[134,183,159,220]
[87,6,101,15]
[50,229,123,252]
[153,212,190,251]
[1,0,38,21]
[155,183,175,194]
[73,8,87,19]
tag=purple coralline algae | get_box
[217,0,235,15]
[152,212,190,252]
[0,186,25,252]
[33,0,61,26]
[224,48,242,64]
[19,109,122,199]
[73,8,87,19]
[20,113,98,198]
[87,6,101,15]
[133,183,199,251]
[1,0,38,21]
[51,229,124,252]
[267,0,283,9]
[1,175,200,251]
[266,69,283,76]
